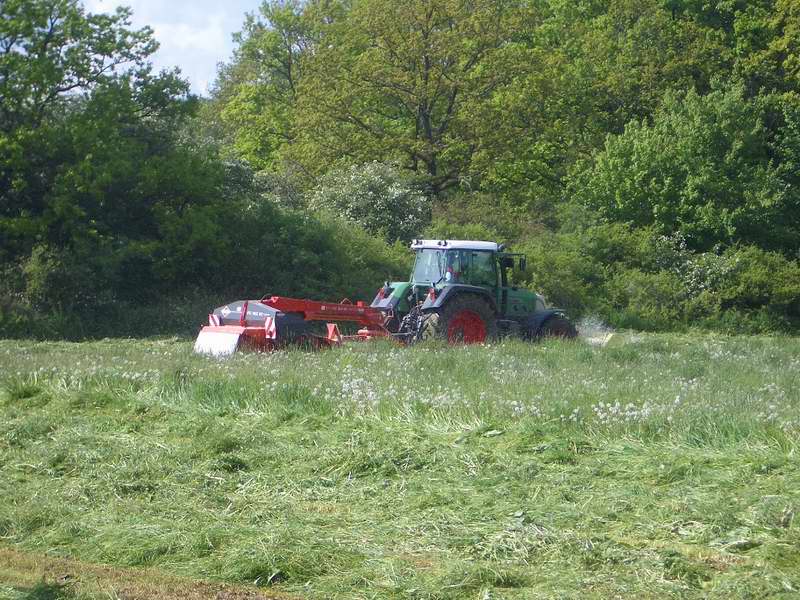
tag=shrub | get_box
[711,246,800,332]
[604,269,689,331]
[507,226,800,333]
[22,244,115,312]
[308,162,430,243]
[514,232,602,317]
[426,192,541,243]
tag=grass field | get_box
[0,333,798,599]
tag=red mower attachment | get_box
[194,295,392,356]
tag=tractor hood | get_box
[370,281,412,313]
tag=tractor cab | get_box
[407,240,543,318]
[410,241,500,288]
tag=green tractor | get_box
[371,239,576,343]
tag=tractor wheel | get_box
[419,295,497,344]
[539,315,578,339]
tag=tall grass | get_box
[0,334,798,598]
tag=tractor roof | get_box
[411,239,499,251]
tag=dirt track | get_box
[0,547,295,600]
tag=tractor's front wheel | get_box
[419,295,497,344]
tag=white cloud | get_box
[152,18,227,52]
[82,0,259,95]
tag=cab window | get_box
[470,251,497,287]
[444,250,469,283]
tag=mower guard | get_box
[194,326,262,357]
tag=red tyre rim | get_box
[447,310,487,343]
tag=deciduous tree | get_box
[293,0,528,197]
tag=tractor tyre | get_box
[419,295,498,344]
[539,315,578,339]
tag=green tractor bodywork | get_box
[371,240,576,343]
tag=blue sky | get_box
[85,0,262,95]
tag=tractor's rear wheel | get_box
[419,295,497,344]
[539,315,577,339]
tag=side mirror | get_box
[500,256,514,270]
[520,256,527,272]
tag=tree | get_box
[470,0,731,218]
[210,0,314,169]
[732,0,800,94]
[0,0,230,309]
[0,0,183,258]
[292,0,528,197]
[0,0,156,130]
[573,86,800,253]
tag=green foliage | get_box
[513,225,800,333]
[574,86,799,252]
[308,162,430,243]
[425,192,541,242]
[0,0,409,339]
[605,269,690,331]
[1,0,207,319]
[291,0,527,196]
[21,244,108,311]
[0,0,157,130]
[473,0,731,213]
[1,203,411,339]
[211,0,310,169]
[5,0,800,336]
[0,0,188,259]
[514,230,604,317]
[714,245,800,330]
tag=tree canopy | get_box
[3,0,800,336]
[575,86,800,253]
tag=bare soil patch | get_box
[0,547,295,600]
